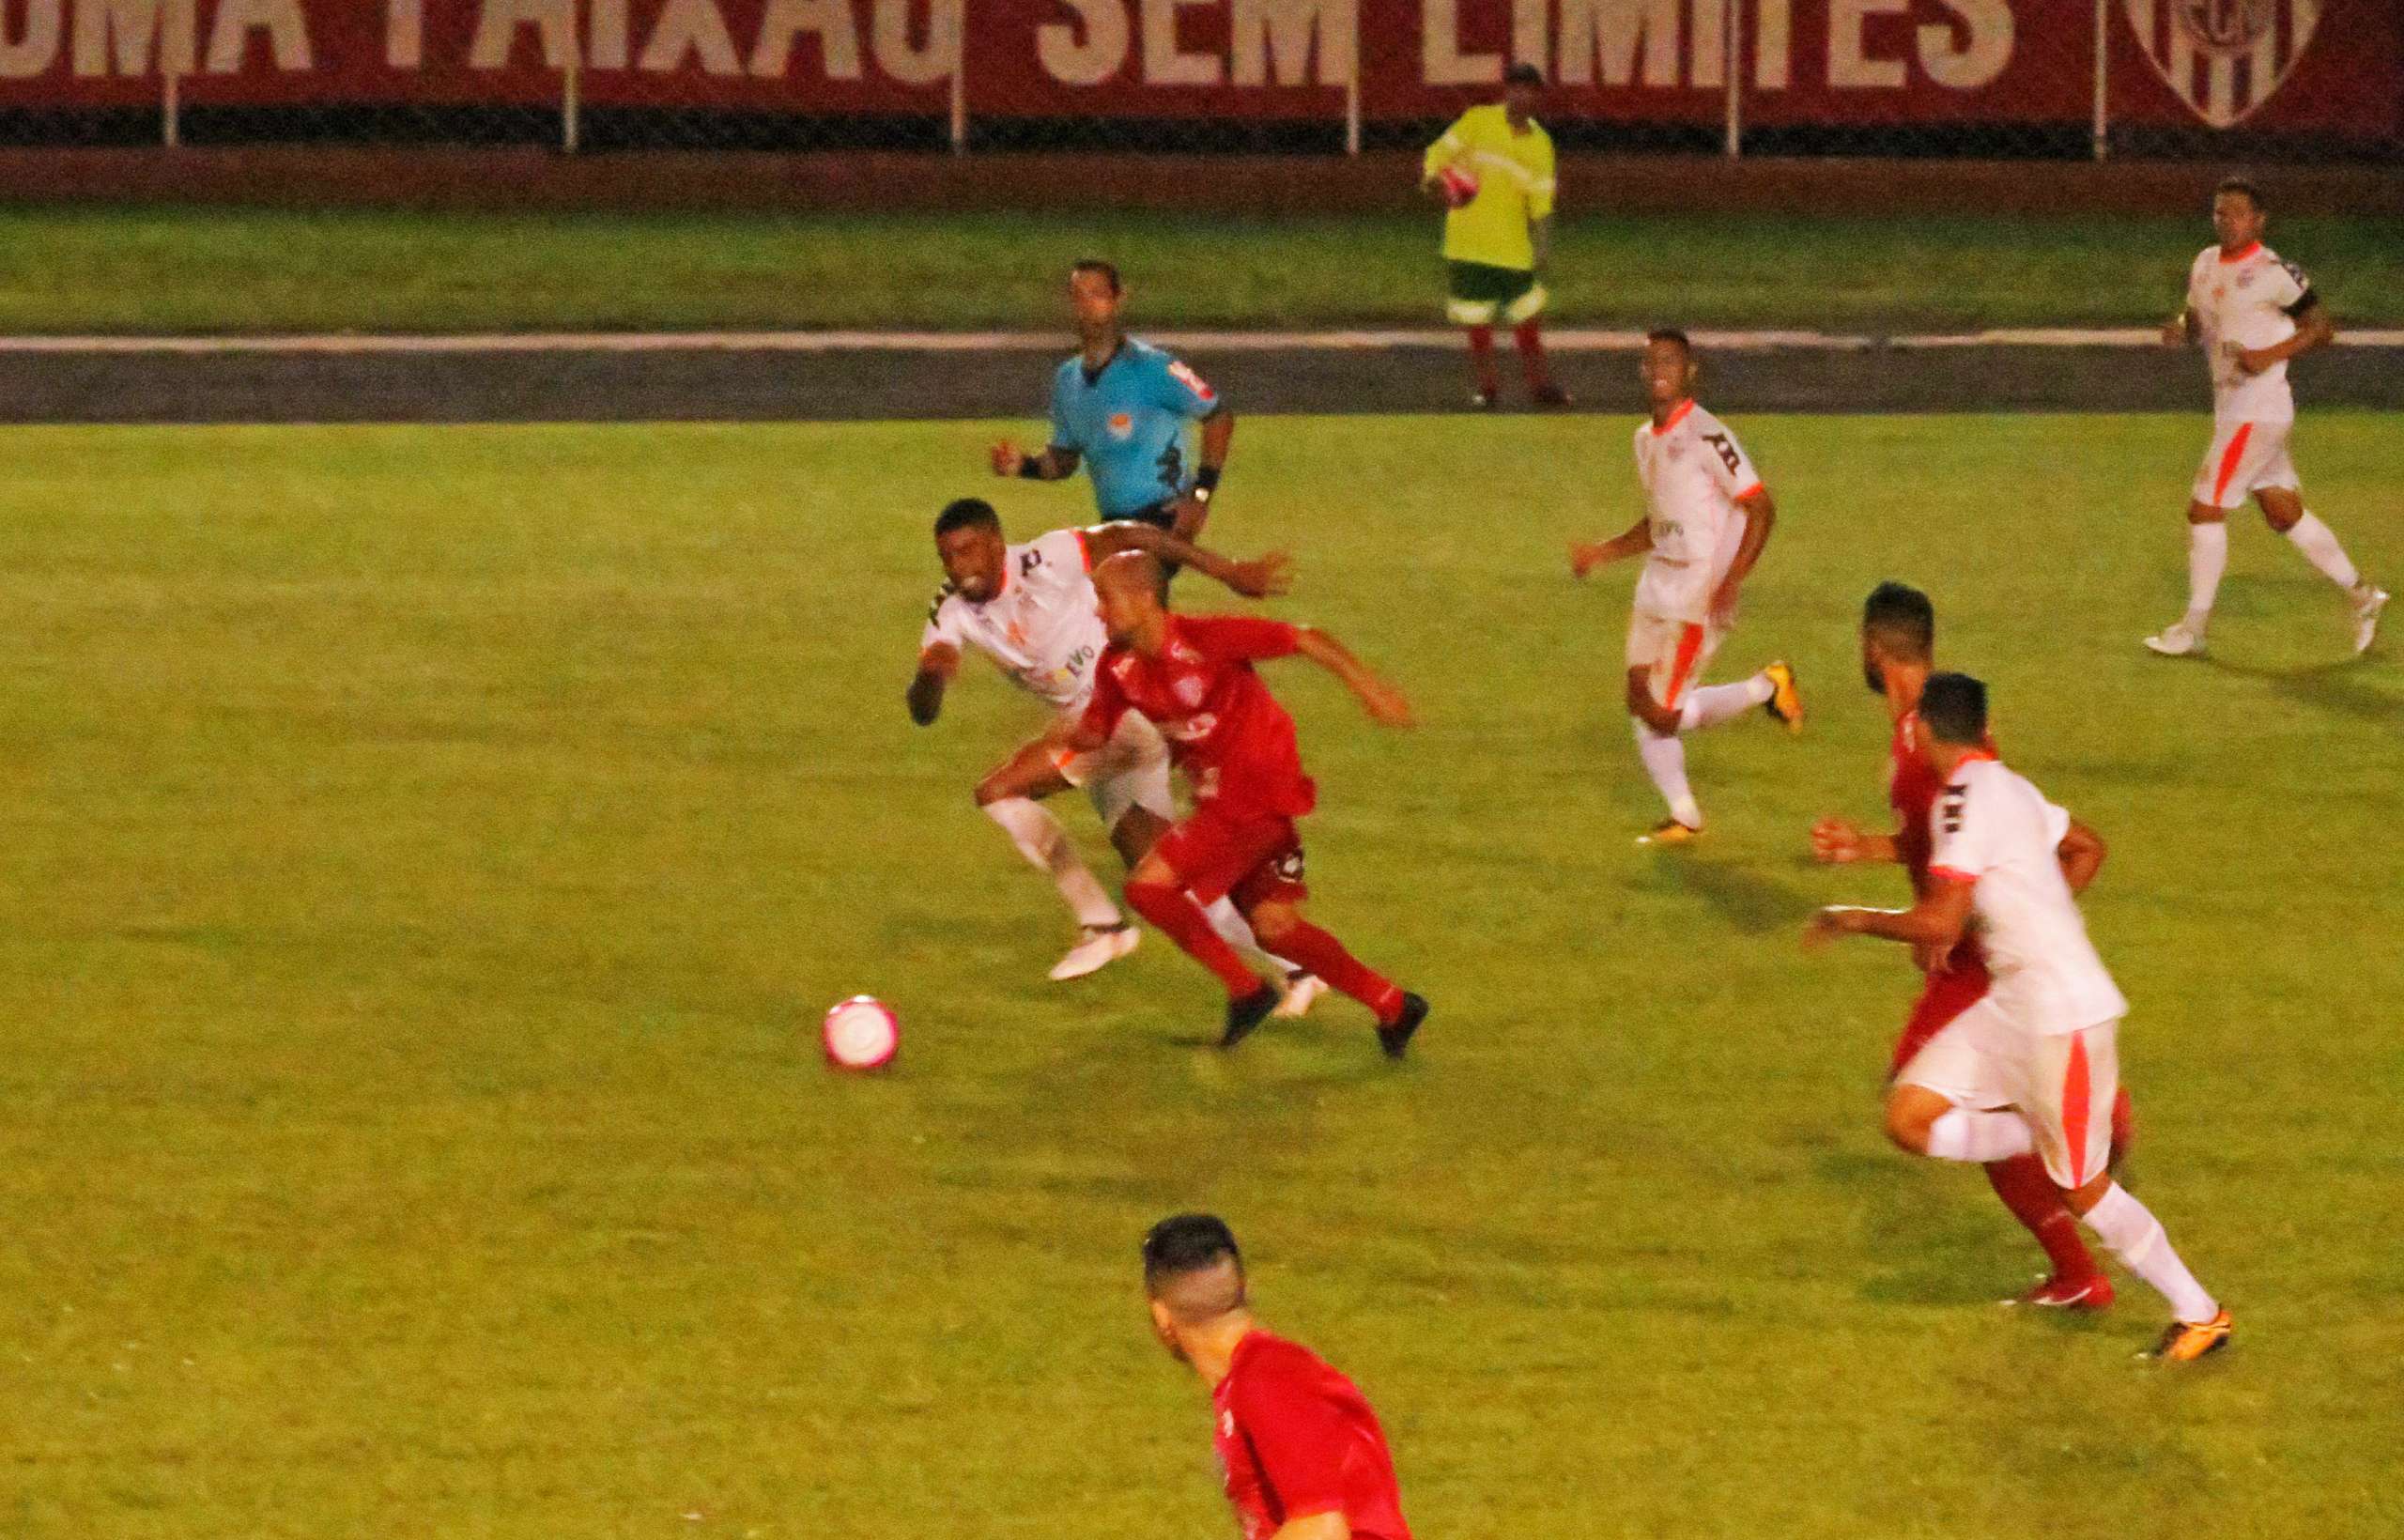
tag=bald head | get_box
[1093,548,1167,647]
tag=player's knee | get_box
[1883,1096,1940,1155]
[2184,502,2226,526]
[1245,902,1301,944]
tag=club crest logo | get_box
[2124,0,2321,129]
[1107,411,1135,439]
[1174,674,1209,708]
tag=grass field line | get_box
[8,328,2402,356]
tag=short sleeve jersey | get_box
[1631,400,1764,624]
[1927,755,2129,1035]
[1081,615,1316,819]
[1423,103,1555,271]
[1046,338,1222,520]
[2186,240,2316,424]
[1211,1330,1413,1540]
[919,528,1103,709]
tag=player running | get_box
[1812,582,2131,1310]
[1571,329,1803,844]
[909,499,1321,1008]
[1808,674,2231,1363]
[1421,62,1571,410]
[2145,176,2385,658]
[1143,1214,1415,1540]
[1056,552,1429,1055]
[991,259,1233,541]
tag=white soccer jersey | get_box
[1631,400,1764,624]
[1927,756,2128,1037]
[2186,241,2316,424]
[921,527,1106,708]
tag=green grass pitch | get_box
[1,413,2399,1538]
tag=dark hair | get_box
[2214,175,2264,211]
[1645,327,1692,354]
[1142,1213,1241,1284]
[1504,62,1544,88]
[933,497,1001,537]
[1071,257,1124,295]
[1919,672,1988,746]
[1862,581,1935,661]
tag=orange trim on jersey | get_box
[1071,528,1092,571]
[1952,748,1998,766]
[1733,481,1764,501]
[1650,399,1696,436]
[1662,623,1706,709]
[2061,1033,2094,1187]
[1926,866,1978,884]
[2211,423,2255,505]
[2216,240,2262,264]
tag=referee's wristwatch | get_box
[1192,466,1222,504]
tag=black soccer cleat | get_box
[1219,984,1281,1050]
[1377,993,1430,1060]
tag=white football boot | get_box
[2144,619,2206,657]
[1271,972,1328,1019]
[1049,923,1140,981]
[2351,584,2389,655]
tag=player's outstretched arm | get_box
[1292,627,1413,728]
[2057,817,2106,895]
[1569,514,1651,578]
[906,643,960,727]
[1810,816,1901,866]
[990,441,1084,481]
[1086,521,1290,598]
[1806,879,1973,953]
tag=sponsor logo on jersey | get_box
[1174,674,1209,708]
[1107,411,1135,439]
[2126,0,2320,130]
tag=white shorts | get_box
[1894,995,2014,1111]
[1626,609,1725,711]
[2191,419,2299,510]
[1995,1021,2121,1191]
[1053,709,1173,828]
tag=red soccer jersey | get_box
[1211,1330,1411,1540]
[1083,615,1317,819]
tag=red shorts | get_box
[1154,805,1309,910]
[1887,950,1994,1083]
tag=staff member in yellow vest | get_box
[1422,63,1571,411]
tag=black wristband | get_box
[1017,456,1048,480]
[1193,465,1222,493]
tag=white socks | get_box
[1925,1107,2037,1163]
[2081,1182,2219,1325]
[2184,521,2228,626]
[1202,897,1299,977]
[2284,512,2360,592]
[1680,674,1773,732]
[983,797,1121,929]
[1633,720,1702,829]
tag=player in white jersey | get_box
[1571,329,1803,844]
[1807,673,2231,1363]
[908,499,1321,1003]
[2146,176,2385,659]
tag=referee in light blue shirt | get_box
[990,259,1236,540]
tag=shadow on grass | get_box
[2199,652,2400,724]
[1644,854,1820,935]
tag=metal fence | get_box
[0,1,2394,162]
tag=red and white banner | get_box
[0,0,2393,136]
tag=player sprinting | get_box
[1056,551,1429,1055]
[1571,329,1802,844]
[1812,583,2133,1310]
[1421,62,1570,410]
[909,499,1321,1009]
[991,259,1233,541]
[1808,674,2231,1363]
[2145,175,2385,658]
[1142,1214,1414,1540]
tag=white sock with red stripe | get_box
[1633,720,1702,829]
[2184,522,2227,628]
[2283,512,2360,592]
[1679,674,1774,732]
[983,797,1121,929]
[1925,1107,2036,1163]
[2081,1182,2219,1324]
[1202,897,1300,977]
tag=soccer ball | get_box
[1437,165,1480,208]
[821,995,899,1071]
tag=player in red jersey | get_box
[1056,551,1429,1055]
[1143,1214,1414,1540]
[1810,582,2132,1309]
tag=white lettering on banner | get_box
[1828,0,1906,87]
[469,0,573,69]
[1040,0,1128,85]
[386,0,421,69]
[589,0,628,68]
[1230,0,1350,87]
[753,0,860,78]
[72,0,193,76]
[1144,0,1216,84]
[640,0,740,73]
[872,0,958,85]
[205,0,306,69]
[1918,0,2009,89]
[1557,0,1682,87]
[1,0,64,76]
[1423,0,1497,84]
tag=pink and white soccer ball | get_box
[821,995,899,1070]
[1437,164,1480,208]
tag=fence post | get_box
[563,46,581,154]
[1345,0,1362,156]
[1723,0,1741,159]
[2090,0,2109,160]
[949,0,967,154]
[162,61,180,149]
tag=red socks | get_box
[1466,325,1500,395]
[1124,882,1260,998]
[1259,921,1404,1024]
[1513,317,1551,392]
[1985,1153,2104,1284]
